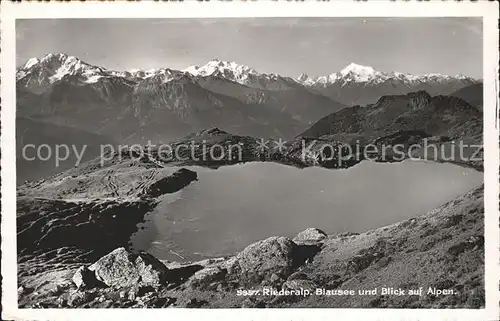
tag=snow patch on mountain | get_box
[23,58,40,69]
[297,73,316,86]
[339,63,381,81]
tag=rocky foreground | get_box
[17,149,485,308]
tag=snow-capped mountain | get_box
[110,68,185,83]
[17,53,104,82]
[17,54,299,91]
[184,59,259,79]
[295,63,478,106]
[183,59,299,90]
[296,62,475,87]
[17,54,188,95]
[17,55,477,95]
[16,53,109,93]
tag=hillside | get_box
[450,83,483,111]
[16,117,115,183]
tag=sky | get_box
[16,18,483,78]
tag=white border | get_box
[1,1,499,320]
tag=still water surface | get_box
[130,160,483,261]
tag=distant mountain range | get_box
[296,63,479,106]
[17,53,480,144]
[17,53,345,143]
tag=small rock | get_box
[282,278,317,293]
[448,235,484,256]
[287,272,309,281]
[337,231,359,238]
[347,252,383,274]
[221,256,238,274]
[67,291,95,307]
[55,297,67,307]
[128,290,136,301]
[185,298,208,308]
[97,299,114,308]
[293,228,327,244]
[270,273,281,283]
[137,285,155,297]
[150,297,172,308]
[242,297,266,308]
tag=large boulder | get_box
[293,228,327,244]
[88,248,140,288]
[234,236,297,284]
[135,253,171,285]
[86,248,169,288]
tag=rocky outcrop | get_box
[16,165,200,310]
[226,236,322,287]
[17,197,157,260]
[17,167,198,263]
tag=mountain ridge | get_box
[296,62,477,87]
[17,54,479,91]
[16,53,345,145]
[294,62,479,106]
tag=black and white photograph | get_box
[1,2,499,319]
